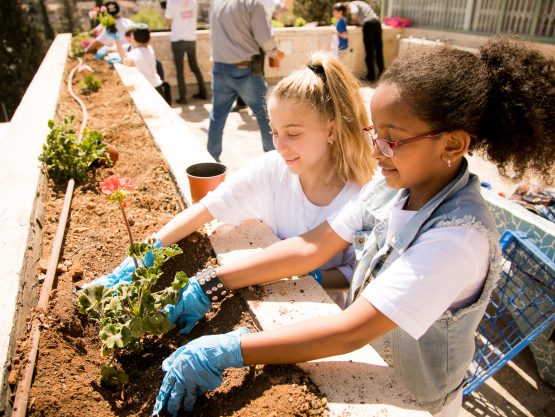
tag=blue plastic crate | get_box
[464,230,555,395]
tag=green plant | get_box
[131,8,168,30]
[77,240,188,386]
[38,115,112,182]
[70,33,89,57]
[80,74,102,95]
[89,6,116,32]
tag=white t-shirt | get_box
[95,17,134,47]
[165,0,198,42]
[329,186,489,339]
[126,46,163,87]
[201,151,362,280]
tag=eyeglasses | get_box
[363,125,446,158]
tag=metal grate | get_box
[464,230,555,395]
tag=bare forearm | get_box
[217,236,320,289]
[241,298,397,365]
[156,204,213,245]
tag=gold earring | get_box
[447,157,452,167]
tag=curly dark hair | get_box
[379,35,555,183]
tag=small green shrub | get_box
[80,74,102,95]
[38,115,111,182]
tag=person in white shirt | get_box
[151,36,555,417]
[86,1,134,54]
[122,24,172,104]
[165,0,207,104]
[89,52,376,295]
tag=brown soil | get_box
[12,55,328,417]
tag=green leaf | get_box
[127,318,145,339]
[142,311,171,335]
[100,365,129,388]
[77,285,113,320]
[99,323,133,349]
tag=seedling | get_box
[80,74,102,95]
[89,6,117,32]
[78,240,188,386]
[38,115,111,182]
[77,176,189,386]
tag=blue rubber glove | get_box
[107,56,122,64]
[107,30,120,41]
[95,46,108,60]
[82,238,163,289]
[308,268,323,285]
[163,277,211,334]
[152,327,249,417]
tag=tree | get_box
[0,0,50,121]
[293,0,332,25]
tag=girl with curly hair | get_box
[153,36,554,417]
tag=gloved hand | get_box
[107,30,120,40]
[82,237,163,289]
[107,56,122,64]
[152,327,249,416]
[95,46,108,60]
[308,268,323,285]
[163,277,211,334]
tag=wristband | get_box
[308,268,323,285]
[196,266,230,303]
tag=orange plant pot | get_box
[186,162,227,204]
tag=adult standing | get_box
[207,0,283,162]
[347,0,383,81]
[165,0,207,104]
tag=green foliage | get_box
[293,0,332,25]
[38,115,111,182]
[77,240,188,366]
[80,74,102,95]
[275,10,307,27]
[70,33,89,57]
[131,8,168,30]
[0,0,51,121]
[294,16,306,27]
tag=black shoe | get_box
[175,97,188,105]
[192,92,208,100]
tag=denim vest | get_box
[346,159,502,413]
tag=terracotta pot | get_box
[106,143,119,166]
[186,162,227,204]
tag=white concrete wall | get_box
[0,34,71,414]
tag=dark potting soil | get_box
[11,54,328,417]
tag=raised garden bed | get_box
[11,55,328,417]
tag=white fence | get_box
[384,0,555,38]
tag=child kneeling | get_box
[123,23,172,104]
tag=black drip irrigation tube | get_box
[11,58,89,417]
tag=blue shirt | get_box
[336,17,348,50]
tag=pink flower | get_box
[99,176,134,206]
[88,7,99,19]
[80,38,93,49]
